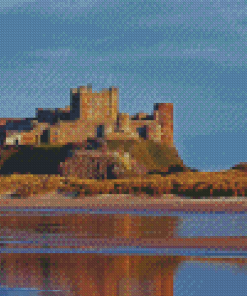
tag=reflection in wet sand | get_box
[0,253,246,296]
[0,213,246,251]
[0,214,179,295]
[0,213,179,238]
[0,253,182,296]
[0,212,246,295]
[0,214,181,295]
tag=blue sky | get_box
[0,0,246,172]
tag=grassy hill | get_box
[106,138,189,174]
[0,139,191,177]
[1,141,247,198]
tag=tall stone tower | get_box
[153,103,174,147]
[70,84,119,123]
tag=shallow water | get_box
[0,207,246,295]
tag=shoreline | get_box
[1,237,246,251]
[0,193,246,212]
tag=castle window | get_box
[96,125,104,138]
[40,129,50,144]
[137,126,147,139]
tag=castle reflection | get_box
[0,253,181,295]
[0,212,246,295]
[0,213,180,239]
[0,253,246,296]
[0,213,181,295]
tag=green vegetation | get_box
[0,138,189,176]
[0,140,246,199]
[106,138,186,172]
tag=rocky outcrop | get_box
[58,139,148,179]
[58,150,122,180]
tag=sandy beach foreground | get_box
[0,193,246,212]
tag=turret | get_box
[153,103,173,147]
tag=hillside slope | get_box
[106,138,189,174]
[0,139,191,178]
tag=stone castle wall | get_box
[2,84,174,147]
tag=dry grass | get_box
[0,170,246,198]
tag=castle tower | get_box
[70,84,119,123]
[153,103,173,147]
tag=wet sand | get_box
[4,237,247,251]
[0,192,246,212]
[0,192,246,251]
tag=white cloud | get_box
[0,0,102,17]
[27,48,78,58]
[25,39,246,71]
[181,44,245,65]
[0,0,36,10]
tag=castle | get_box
[0,84,174,147]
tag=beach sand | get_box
[0,191,246,212]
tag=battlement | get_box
[70,83,119,122]
[0,84,174,147]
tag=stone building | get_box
[0,84,174,147]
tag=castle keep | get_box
[0,84,174,147]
